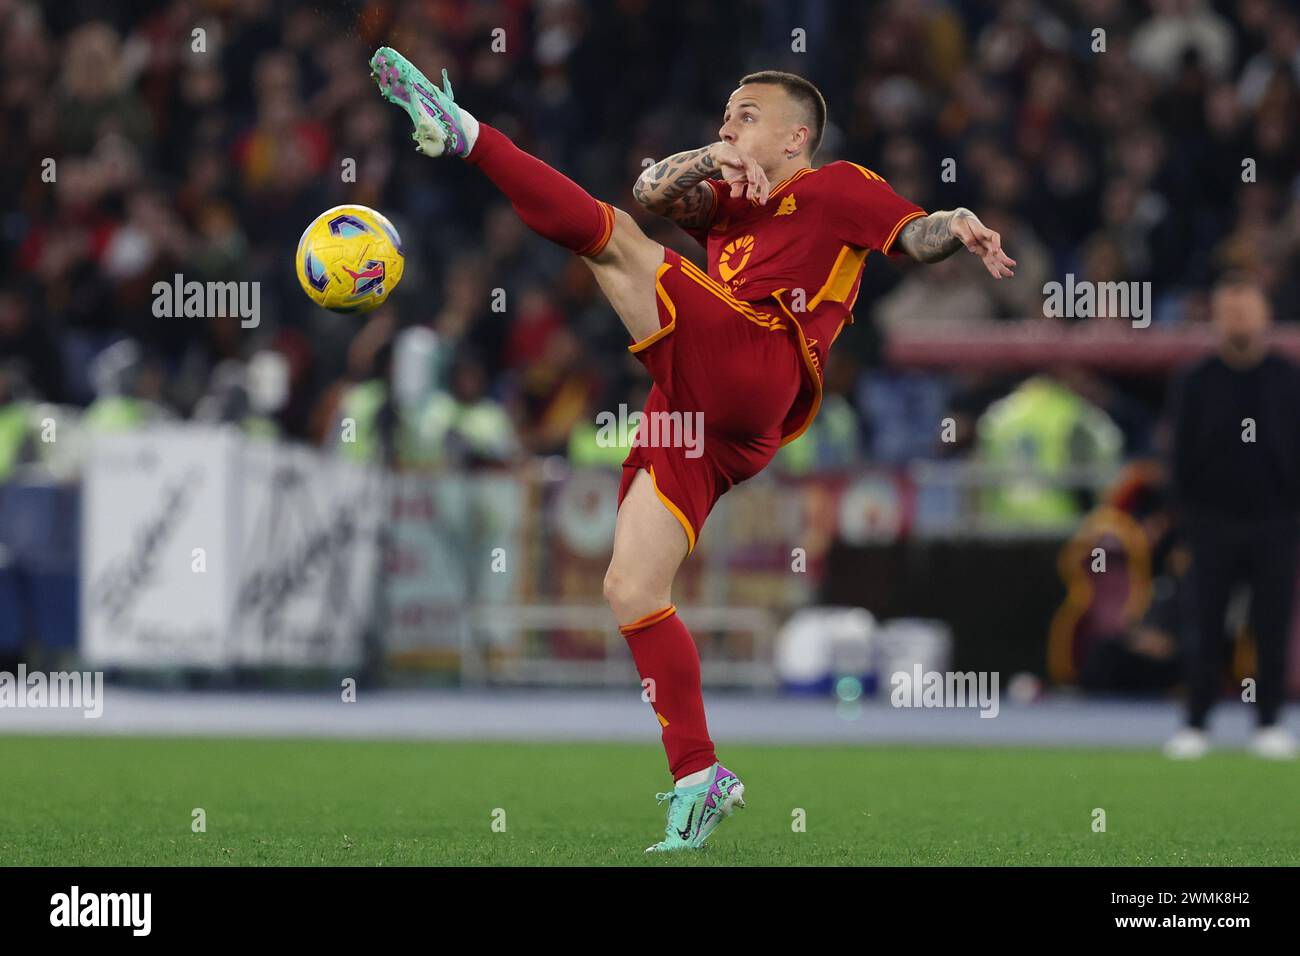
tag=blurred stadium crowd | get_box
[3,0,1300,479]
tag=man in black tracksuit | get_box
[1167,274,1299,759]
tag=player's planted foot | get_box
[1163,727,1210,760]
[369,47,478,158]
[645,762,746,852]
[1249,725,1297,760]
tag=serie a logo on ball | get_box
[296,204,405,313]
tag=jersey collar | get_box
[752,166,814,205]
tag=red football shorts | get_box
[617,247,803,552]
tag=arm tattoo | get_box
[897,207,974,263]
[633,145,719,229]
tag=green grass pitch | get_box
[2,736,1296,866]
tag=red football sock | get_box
[620,605,717,780]
[466,123,616,257]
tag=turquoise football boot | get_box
[645,762,747,853]
[369,47,473,158]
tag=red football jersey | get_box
[684,161,926,443]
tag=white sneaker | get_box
[1163,727,1210,760]
[1249,726,1297,760]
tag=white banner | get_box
[82,426,236,667]
[80,427,380,668]
[231,442,381,668]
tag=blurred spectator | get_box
[1073,461,1185,695]
[0,288,62,402]
[567,380,645,470]
[977,374,1123,525]
[0,361,36,480]
[81,340,175,433]
[514,326,600,457]
[322,310,398,466]
[407,351,519,470]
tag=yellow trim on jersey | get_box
[676,257,787,332]
[848,277,864,311]
[882,209,927,256]
[771,289,824,448]
[758,166,814,201]
[678,260,781,326]
[842,163,927,255]
[628,261,678,353]
[847,162,886,183]
[807,244,870,312]
[649,465,697,554]
[677,255,749,301]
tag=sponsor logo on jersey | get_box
[718,234,754,281]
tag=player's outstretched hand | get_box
[953,211,1016,279]
[712,142,770,204]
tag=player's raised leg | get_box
[609,471,747,851]
[370,47,665,344]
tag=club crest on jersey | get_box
[718,234,754,281]
[344,260,386,297]
[774,194,797,216]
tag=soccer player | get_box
[370,48,1015,851]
